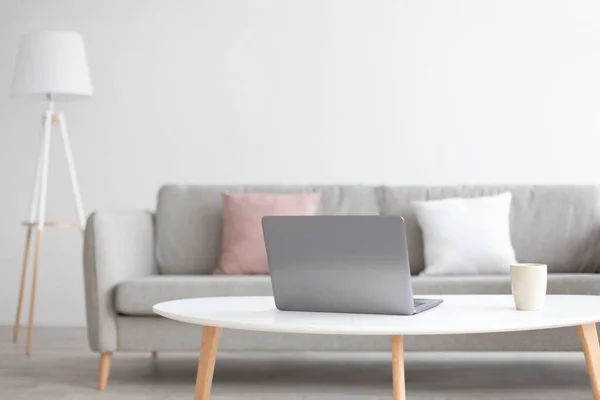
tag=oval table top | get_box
[153,295,600,336]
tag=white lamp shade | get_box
[11,31,93,101]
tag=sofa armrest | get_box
[83,210,157,353]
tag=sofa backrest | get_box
[155,185,600,275]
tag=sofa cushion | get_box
[413,192,517,275]
[115,274,600,316]
[116,275,273,315]
[216,192,321,275]
[155,185,381,274]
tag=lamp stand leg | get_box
[13,227,32,343]
[57,113,86,231]
[13,113,47,344]
[26,230,43,356]
[25,109,53,356]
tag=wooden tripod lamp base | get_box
[10,31,92,354]
[12,106,86,356]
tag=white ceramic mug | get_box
[510,263,547,311]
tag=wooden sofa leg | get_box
[98,352,112,390]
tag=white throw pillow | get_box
[412,192,517,275]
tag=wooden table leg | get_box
[194,326,222,400]
[577,323,600,399]
[392,335,406,400]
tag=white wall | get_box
[1,0,600,326]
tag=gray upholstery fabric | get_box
[381,185,600,274]
[155,185,380,274]
[310,185,381,215]
[83,211,157,352]
[116,316,590,352]
[380,187,428,274]
[115,274,600,316]
[156,185,241,275]
[115,275,273,315]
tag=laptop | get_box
[262,215,443,315]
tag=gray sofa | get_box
[83,184,600,389]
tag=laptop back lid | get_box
[262,215,415,315]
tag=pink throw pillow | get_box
[215,192,321,275]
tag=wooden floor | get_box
[0,326,596,399]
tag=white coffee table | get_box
[153,295,600,399]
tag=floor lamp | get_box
[10,31,93,355]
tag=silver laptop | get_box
[262,215,443,315]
